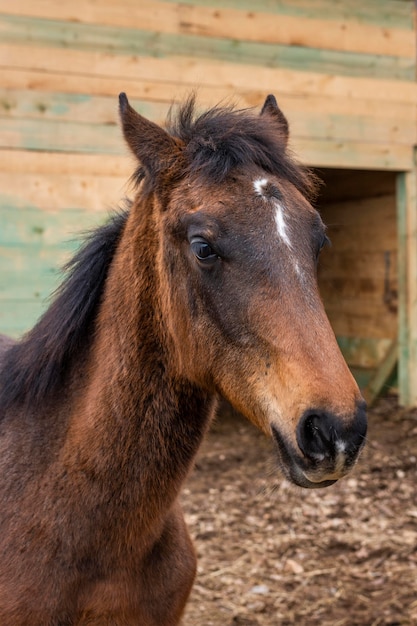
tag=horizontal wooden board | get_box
[295,138,414,170]
[0,300,49,337]
[0,149,133,177]
[0,117,125,154]
[337,335,395,369]
[320,196,397,252]
[324,299,397,339]
[319,252,397,283]
[0,89,170,125]
[162,0,415,30]
[2,88,415,147]
[318,169,397,203]
[0,172,129,212]
[0,14,414,81]
[2,43,417,106]
[0,206,107,246]
[1,0,414,58]
[3,79,416,129]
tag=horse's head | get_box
[119,93,366,489]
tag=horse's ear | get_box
[119,93,180,178]
[260,94,289,146]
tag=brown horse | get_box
[0,94,366,625]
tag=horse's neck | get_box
[66,205,215,520]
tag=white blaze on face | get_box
[273,201,292,250]
[253,178,292,249]
[253,176,304,280]
[253,177,269,198]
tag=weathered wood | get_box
[0,207,106,245]
[318,179,398,345]
[0,299,51,337]
[2,43,417,105]
[3,70,417,126]
[0,14,414,81]
[0,172,128,212]
[2,89,415,147]
[0,149,133,177]
[362,340,398,405]
[324,301,397,340]
[319,169,398,203]
[0,89,170,125]
[1,0,414,57]
[396,165,417,407]
[0,118,124,154]
[295,138,414,171]
[162,0,415,30]
[336,336,395,370]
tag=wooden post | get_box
[396,159,417,407]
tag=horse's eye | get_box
[190,237,219,264]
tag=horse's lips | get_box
[271,425,338,490]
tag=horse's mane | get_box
[166,95,319,200]
[0,210,128,413]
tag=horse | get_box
[0,93,367,625]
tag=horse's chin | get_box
[271,425,338,490]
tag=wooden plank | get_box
[295,138,414,171]
[162,0,415,30]
[2,89,415,147]
[319,169,397,204]
[0,206,106,246]
[0,89,170,125]
[319,251,397,281]
[0,172,129,212]
[362,340,398,405]
[323,301,397,340]
[396,167,417,407]
[0,299,49,338]
[2,43,417,105]
[0,149,133,177]
[1,0,414,58]
[336,336,395,370]
[3,74,416,126]
[0,14,414,81]
[319,195,398,253]
[0,117,125,154]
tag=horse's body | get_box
[0,94,366,625]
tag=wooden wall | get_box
[0,0,416,401]
[317,169,398,387]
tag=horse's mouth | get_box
[271,425,339,490]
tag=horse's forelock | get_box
[166,96,319,201]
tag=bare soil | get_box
[182,396,417,626]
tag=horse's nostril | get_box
[297,412,337,462]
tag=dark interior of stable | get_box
[315,168,398,390]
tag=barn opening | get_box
[315,168,398,400]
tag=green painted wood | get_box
[0,208,108,336]
[396,171,410,405]
[0,117,124,154]
[1,88,415,149]
[336,335,395,369]
[363,340,398,405]
[0,90,170,125]
[162,0,415,30]
[0,14,414,81]
[0,299,57,338]
[396,165,417,407]
[0,207,107,246]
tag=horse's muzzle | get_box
[272,402,367,489]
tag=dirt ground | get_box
[181,396,417,626]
